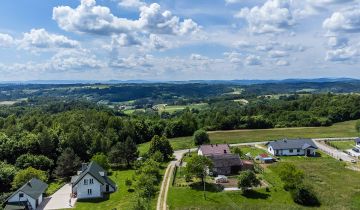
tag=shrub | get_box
[193,129,210,146]
[290,185,320,206]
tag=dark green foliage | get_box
[148,135,173,161]
[290,184,320,206]
[237,170,260,192]
[275,163,304,190]
[91,153,110,170]
[109,136,139,167]
[0,161,17,192]
[193,129,210,146]
[185,155,213,183]
[54,148,81,178]
[15,154,54,171]
[12,167,48,189]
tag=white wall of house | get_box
[7,191,37,209]
[198,149,203,156]
[268,146,275,155]
[268,147,316,156]
[74,174,102,199]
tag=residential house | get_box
[198,144,242,175]
[3,178,48,210]
[71,162,116,199]
[267,139,318,156]
[355,138,360,148]
[256,154,274,163]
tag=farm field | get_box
[73,169,162,210]
[168,152,360,210]
[139,120,359,154]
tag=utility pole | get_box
[203,171,206,200]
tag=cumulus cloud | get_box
[53,0,199,36]
[327,36,348,48]
[109,54,153,69]
[0,33,14,47]
[235,0,295,34]
[224,52,242,64]
[18,28,79,51]
[268,50,289,58]
[118,0,145,8]
[111,33,141,47]
[323,6,360,34]
[148,34,169,50]
[325,46,358,61]
[190,53,209,61]
[244,55,261,65]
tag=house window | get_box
[19,193,24,198]
[297,149,300,152]
[89,179,94,184]
[87,189,92,195]
[289,149,293,153]
[84,179,88,185]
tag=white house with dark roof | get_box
[3,178,48,210]
[71,161,116,199]
[267,139,318,156]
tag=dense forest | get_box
[2,82,360,206]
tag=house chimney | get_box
[224,150,227,154]
[211,144,213,147]
[81,163,87,171]
[216,144,218,146]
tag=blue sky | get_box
[0,0,360,81]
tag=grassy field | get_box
[73,169,162,210]
[168,152,360,210]
[139,120,359,154]
[327,141,355,150]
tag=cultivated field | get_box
[139,120,359,153]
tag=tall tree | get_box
[124,136,139,166]
[54,148,81,178]
[185,155,213,183]
[148,135,173,161]
[12,167,48,189]
[237,170,260,193]
[193,129,210,146]
[91,153,110,170]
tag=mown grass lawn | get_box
[73,169,161,210]
[139,120,359,154]
[327,140,355,150]
[168,153,360,210]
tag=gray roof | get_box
[199,144,230,156]
[267,139,318,150]
[355,138,360,143]
[6,178,48,202]
[72,162,116,189]
[208,154,243,168]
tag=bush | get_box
[193,129,210,146]
[290,185,320,206]
[12,167,48,189]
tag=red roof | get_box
[259,154,269,158]
[199,144,230,156]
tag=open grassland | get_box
[168,152,360,210]
[139,120,359,154]
[73,168,163,210]
[327,140,355,150]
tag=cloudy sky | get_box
[0,0,360,81]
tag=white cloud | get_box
[224,51,242,64]
[224,0,242,4]
[323,6,360,34]
[235,0,295,34]
[244,55,261,65]
[18,28,79,51]
[148,34,169,50]
[0,33,14,47]
[111,33,141,47]
[190,53,209,61]
[268,50,289,58]
[53,1,199,36]
[327,36,348,48]
[109,54,153,69]
[325,46,358,61]
[118,0,145,8]
[276,59,290,66]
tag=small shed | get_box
[257,154,274,164]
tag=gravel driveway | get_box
[37,184,77,210]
